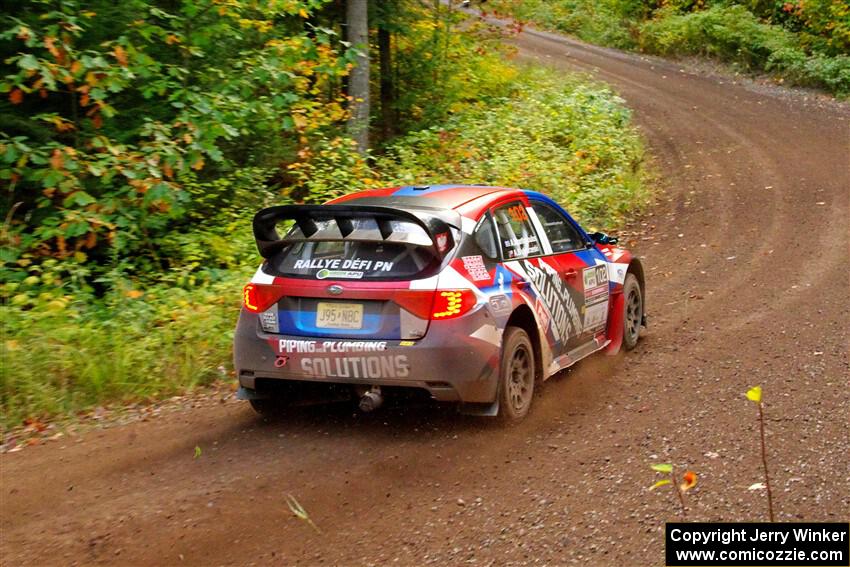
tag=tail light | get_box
[242,283,284,313]
[391,289,478,321]
[431,289,477,320]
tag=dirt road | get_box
[2,24,848,567]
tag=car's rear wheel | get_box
[497,326,535,422]
[623,273,643,351]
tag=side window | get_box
[473,215,498,259]
[532,202,585,253]
[493,202,542,259]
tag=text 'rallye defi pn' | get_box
[234,185,646,421]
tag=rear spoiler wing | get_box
[252,204,462,259]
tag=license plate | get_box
[315,302,364,329]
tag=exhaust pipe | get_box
[358,387,383,413]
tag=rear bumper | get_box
[233,308,502,403]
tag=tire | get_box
[622,273,643,351]
[249,398,281,416]
[497,326,536,422]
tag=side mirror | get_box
[589,231,619,245]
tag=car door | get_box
[527,200,609,355]
[490,201,580,363]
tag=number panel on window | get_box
[493,203,542,259]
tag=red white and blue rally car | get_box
[234,185,645,421]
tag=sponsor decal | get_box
[585,285,608,300]
[601,247,625,261]
[583,266,610,300]
[504,235,541,258]
[597,264,609,284]
[522,259,583,342]
[294,258,394,272]
[583,265,610,331]
[435,232,450,253]
[583,302,608,330]
[398,340,415,346]
[278,340,388,354]
[317,269,364,280]
[301,355,410,379]
[274,355,288,368]
[534,298,551,333]
[258,308,278,332]
[487,294,511,315]
[461,255,491,282]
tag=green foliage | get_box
[1,0,353,273]
[489,0,850,95]
[285,136,377,203]
[733,0,850,56]
[378,67,649,228]
[389,5,522,130]
[153,167,280,285]
[490,0,641,48]
[639,4,850,94]
[2,167,279,302]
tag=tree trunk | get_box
[378,26,394,141]
[346,0,370,154]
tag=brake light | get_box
[431,289,477,320]
[242,283,284,313]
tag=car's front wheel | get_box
[622,272,643,351]
[497,326,536,422]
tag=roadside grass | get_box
[1,64,651,431]
[1,276,242,427]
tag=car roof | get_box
[327,184,524,211]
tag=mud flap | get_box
[459,400,499,416]
[604,291,625,355]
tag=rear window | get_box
[267,240,438,281]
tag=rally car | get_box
[233,184,645,421]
